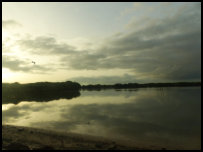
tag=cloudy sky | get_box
[2,2,201,84]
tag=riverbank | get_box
[2,125,158,150]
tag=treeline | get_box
[2,81,81,104]
[2,81,201,103]
[82,82,201,90]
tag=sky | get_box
[2,2,201,84]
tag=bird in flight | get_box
[32,61,36,64]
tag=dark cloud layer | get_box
[70,74,141,85]
[65,4,200,81]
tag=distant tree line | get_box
[2,81,81,104]
[82,82,201,90]
[2,81,201,104]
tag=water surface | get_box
[2,87,201,150]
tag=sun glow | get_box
[2,104,15,111]
[2,68,15,83]
[2,29,9,40]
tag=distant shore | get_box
[2,125,166,150]
[82,82,201,90]
[3,81,200,104]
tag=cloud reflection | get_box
[2,87,201,149]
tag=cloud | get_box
[5,3,201,82]
[60,3,201,81]
[2,20,22,29]
[70,74,142,85]
[120,2,143,17]
[18,36,77,55]
[2,102,53,123]
[2,55,51,73]
[2,105,29,123]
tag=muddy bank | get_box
[2,125,158,150]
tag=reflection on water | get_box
[2,87,201,150]
[2,90,80,104]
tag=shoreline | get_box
[2,125,156,150]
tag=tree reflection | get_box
[2,81,81,104]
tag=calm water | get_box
[2,87,201,150]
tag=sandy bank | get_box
[2,125,157,150]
